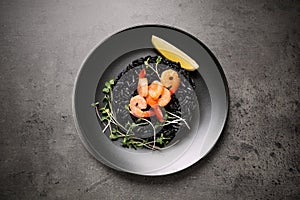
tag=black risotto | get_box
[103,56,198,148]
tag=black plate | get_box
[73,25,229,176]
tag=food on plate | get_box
[129,95,154,118]
[130,68,178,122]
[92,36,199,150]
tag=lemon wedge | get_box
[151,35,199,71]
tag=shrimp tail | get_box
[169,88,176,96]
[169,82,180,95]
[153,105,164,122]
[139,68,146,78]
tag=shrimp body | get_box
[158,87,171,107]
[148,80,163,100]
[138,69,148,97]
[160,69,180,95]
[129,95,154,118]
[138,78,148,97]
[146,95,158,107]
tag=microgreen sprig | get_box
[144,56,162,79]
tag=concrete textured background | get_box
[0,0,299,199]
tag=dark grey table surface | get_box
[0,0,299,199]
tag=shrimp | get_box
[160,69,180,95]
[148,80,163,100]
[129,95,154,118]
[138,78,148,97]
[138,69,148,97]
[158,87,171,107]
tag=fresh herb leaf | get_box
[101,109,108,114]
[144,57,150,65]
[103,88,109,93]
[109,134,119,140]
[91,102,99,107]
[100,116,109,121]
[156,137,163,145]
[105,81,111,88]
[124,104,129,111]
[156,56,162,64]
[122,137,128,147]
[109,79,114,85]
[125,121,131,129]
[136,142,144,147]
